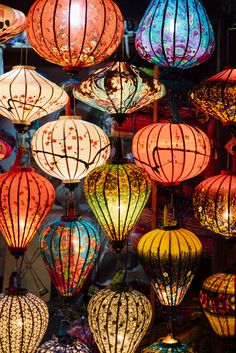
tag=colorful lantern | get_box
[26,0,124,70]
[36,337,92,353]
[88,286,152,353]
[142,335,194,353]
[200,273,236,337]
[0,288,49,353]
[39,216,100,296]
[132,122,211,185]
[0,4,25,43]
[193,171,236,239]
[32,116,111,185]
[189,68,236,126]
[73,61,166,123]
[0,66,68,130]
[137,226,202,306]
[0,166,55,256]
[0,139,13,161]
[135,0,215,69]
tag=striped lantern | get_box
[0,4,25,43]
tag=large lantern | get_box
[137,226,202,306]
[0,166,55,256]
[39,216,100,296]
[26,0,124,71]
[189,68,236,126]
[36,337,92,353]
[142,335,194,353]
[73,61,166,123]
[32,116,111,185]
[0,289,49,353]
[0,66,68,130]
[193,171,236,239]
[132,122,211,185]
[88,286,152,353]
[0,4,25,43]
[200,273,236,337]
[135,0,215,69]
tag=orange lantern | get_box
[0,166,55,256]
[0,4,25,43]
[132,122,211,185]
[26,0,124,71]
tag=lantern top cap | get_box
[13,65,36,70]
[4,287,28,296]
[59,115,82,121]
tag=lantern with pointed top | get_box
[0,4,25,43]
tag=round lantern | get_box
[142,335,193,353]
[26,0,124,70]
[0,4,25,43]
[73,61,166,123]
[132,122,211,185]
[0,166,55,256]
[135,0,215,69]
[84,161,151,252]
[0,66,68,130]
[32,116,111,184]
[200,273,236,337]
[193,171,236,239]
[137,226,202,306]
[36,336,92,353]
[0,139,13,160]
[88,286,152,353]
[0,289,49,353]
[39,216,100,296]
[189,68,236,126]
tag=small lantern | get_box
[0,4,25,43]
[137,226,202,306]
[132,122,211,185]
[193,171,236,239]
[32,116,111,185]
[200,273,236,337]
[26,0,124,71]
[88,286,152,353]
[36,336,92,353]
[135,0,215,69]
[142,335,194,353]
[0,289,49,353]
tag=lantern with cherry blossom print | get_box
[0,4,25,43]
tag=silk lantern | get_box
[137,226,202,306]
[26,0,124,70]
[0,4,25,43]
[189,67,236,126]
[0,166,55,256]
[36,337,92,353]
[32,116,111,185]
[142,335,194,353]
[135,0,215,69]
[132,122,211,185]
[88,286,152,353]
[200,273,235,337]
[0,66,68,130]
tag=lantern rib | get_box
[179,0,191,67]
[23,171,31,249]
[120,165,131,240]
[67,221,73,294]
[214,175,227,234]
[76,0,88,66]
[22,295,33,353]
[72,222,82,293]
[172,0,178,66]
[224,274,232,336]
[63,120,72,181]
[227,175,232,235]
[176,124,187,182]
[9,67,21,121]
[167,229,175,304]
[178,229,193,304]
[73,119,81,179]
[6,173,17,248]
[174,229,183,305]
[59,223,68,295]
[155,231,167,304]
[187,0,203,67]
[68,0,72,66]
[169,123,175,183]
[159,0,168,66]
[153,124,168,182]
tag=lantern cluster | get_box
[0,4,25,43]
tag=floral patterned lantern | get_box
[0,66,68,130]
[88,286,152,353]
[189,68,236,126]
[32,116,110,185]
[26,0,124,71]
[73,61,166,123]
[142,335,194,353]
[0,289,49,353]
[137,226,202,306]
[0,165,55,256]
[39,216,100,296]
[135,0,215,69]
[0,4,25,43]
[193,171,236,239]
[200,273,236,337]
[132,122,211,185]
[36,336,92,353]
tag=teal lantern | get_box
[142,335,194,352]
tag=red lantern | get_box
[132,122,211,185]
[26,0,124,70]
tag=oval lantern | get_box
[0,289,49,353]
[36,337,92,353]
[0,66,68,130]
[137,226,202,306]
[200,273,236,337]
[26,0,124,71]
[32,116,111,185]
[0,4,25,43]
[84,162,151,252]
[193,171,236,239]
[142,335,194,353]
[39,216,100,296]
[0,166,55,256]
[189,67,236,126]
[132,122,211,185]
[135,0,215,69]
[88,286,152,353]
